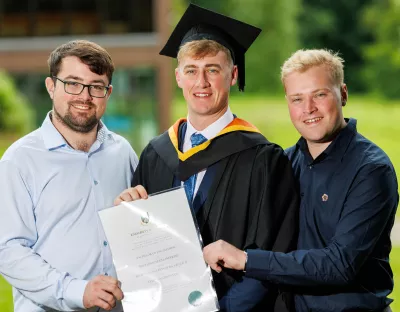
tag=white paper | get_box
[99,187,219,312]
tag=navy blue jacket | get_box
[245,118,398,311]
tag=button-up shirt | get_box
[0,113,138,311]
[245,118,398,311]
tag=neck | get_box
[189,106,228,131]
[307,141,331,159]
[307,119,347,159]
[51,113,98,152]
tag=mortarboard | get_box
[159,3,261,91]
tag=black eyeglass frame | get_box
[52,76,110,98]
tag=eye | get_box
[92,85,105,91]
[291,97,302,103]
[66,81,80,87]
[208,68,219,74]
[185,69,196,75]
[315,92,326,98]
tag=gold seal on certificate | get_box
[99,187,219,312]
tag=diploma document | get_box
[99,187,219,312]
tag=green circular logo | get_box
[188,290,203,306]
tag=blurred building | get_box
[0,0,173,151]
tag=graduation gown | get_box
[133,117,299,311]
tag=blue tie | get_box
[184,133,207,203]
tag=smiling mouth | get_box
[304,117,322,124]
[194,93,211,98]
[71,104,92,110]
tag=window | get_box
[0,0,153,37]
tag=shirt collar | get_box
[186,107,234,140]
[40,112,115,151]
[297,118,357,162]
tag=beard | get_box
[53,101,99,133]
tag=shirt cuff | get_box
[244,249,272,279]
[63,279,88,309]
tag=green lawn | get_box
[0,94,399,310]
[391,247,400,311]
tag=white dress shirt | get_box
[183,107,234,195]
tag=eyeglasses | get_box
[52,76,110,98]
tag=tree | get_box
[298,0,375,93]
[0,71,35,134]
[362,0,400,99]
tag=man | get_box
[203,49,399,311]
[115,4,299,311]
[0,40,138,311]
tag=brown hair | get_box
[281,49,344,86]
[177,39,233,67]
[48,40,114,84]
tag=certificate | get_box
[99,187,219,312]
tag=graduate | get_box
[115,4,299,311]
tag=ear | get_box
[175,67,183,89]
[45,77,55,99]
[341,83,348,107]
[230,65,238,87]
[106,85,113,99]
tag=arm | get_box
[0,161,87,310]
[245,163,398,286]
[220,146,299,311]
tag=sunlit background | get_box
[0,0,399,311]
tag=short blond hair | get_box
[177,39,233,67]
[281,49,344,86]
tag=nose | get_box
[303,96,317,114]
[79,85,93,101]
[196,70,210,88]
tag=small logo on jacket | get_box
[322,194,328,202]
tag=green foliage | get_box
[227,0,300,93]
[362,0,400,99]
[0,71,35,134]
[298,0,374,93]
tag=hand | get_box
[114,185,148,205]
[203,240,247,273]
[83,275,123,311]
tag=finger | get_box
[99,275,119,285]
[92,296,113,311]
[98,290,116,309]
[110,286,124,301]
[113,191,133,206]
[120,191,136,202]
[100,280,123,300]
[114,196,123,206]
[210,262,222,273]
[135,185,148,199]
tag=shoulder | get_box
[107,131,139,165]
[109,131,133,149]
[1,129,43,164]
[349,132,396,174]
[253,140,293,168]
[342,132,398,198]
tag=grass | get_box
[0,277,12,312]
[0,94,399,310]
[391,247,400,311]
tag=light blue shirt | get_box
[0,113,138,311]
